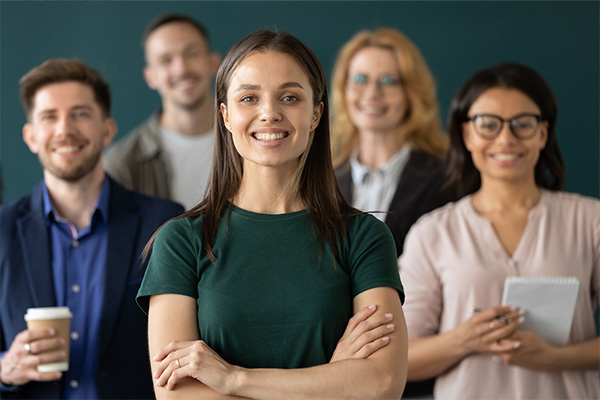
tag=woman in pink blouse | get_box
[399,63,599,399]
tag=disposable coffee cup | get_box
[24,307,72,372]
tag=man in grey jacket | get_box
[104,14,220,210]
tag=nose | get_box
[171,55,189,75]
[495,121,517,145]
[55,115,74,137]
[362,80,383,99]
[260,97,282,122]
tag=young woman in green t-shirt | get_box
[138,29,407,399]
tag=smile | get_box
[172,79,197,90]
[54,145,82,154]
[491,153,522,161]
[253,132,289,141]
[359,104,387,115]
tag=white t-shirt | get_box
[160,126,214,210]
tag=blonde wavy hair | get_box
[331,28,448,166]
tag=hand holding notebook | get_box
[501,277,580,346]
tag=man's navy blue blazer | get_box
[0,176,183,399]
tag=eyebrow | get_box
[233,82,305,92]
[36,104,95,116]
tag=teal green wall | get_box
[1,1,598,202]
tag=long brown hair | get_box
[143,29,356,262]
[331,28,448,166]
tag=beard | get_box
[38,146,102,183]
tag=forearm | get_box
[547,337,600,371]
[154,378,249,400]
[407,331,467,381]
[157,355,404,400]
[233,356,405,400]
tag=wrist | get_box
[446,327,471,358]
[228,366,248,396]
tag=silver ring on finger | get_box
[24,343,32,354]
[175,359,181,367]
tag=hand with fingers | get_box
[0,328,67,386]
[329,304,394,363]
[153,340,239,393]
[452,305,523,355]
[493,330,558,371]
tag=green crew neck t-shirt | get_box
[137,204,403,369]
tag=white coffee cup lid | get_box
[25,307,72,321]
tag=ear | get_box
[311,102,324,131]
[539,121,549,150]
[22,123,39,154]
[210,52,222,76]
[143,65,158,90]
[220,103,232,132]
[102,117,118,148]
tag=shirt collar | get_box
[43,175,111,226]
[350,146,411,184]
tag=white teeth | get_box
[254,132,286,141]
[55,146,79,154]
[494,153,519,161]
[361,105,386,114]
[174,80,195,90]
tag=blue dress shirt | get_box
[42,178,110,399]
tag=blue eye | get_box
[350,74,367,85]
[379,75,401,86]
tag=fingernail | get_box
[489,322,495,329]
[368,304,376,310]
[513,342,521,349]
[384,313,393,319]
[153,355,158,361]
[518,316,525,324]
[386,324,394,329]
[382,337,389,343]
[519,309,526,316]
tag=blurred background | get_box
[1,0,598,203]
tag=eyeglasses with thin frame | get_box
[346,73,403,96]
[467,113,543,140]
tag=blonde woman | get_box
[331,28,455,259]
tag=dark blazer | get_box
[336,150,456,257]
[336,150,455,398]
[0,177,183,399]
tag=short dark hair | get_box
[142,13,211,49]
[20,58,111,119]
[447,62,565,197]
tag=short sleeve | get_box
[345,214,405,304]
[136,217,200,313]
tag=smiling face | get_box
[463,87,547,186]
[220,51,323,176]
[23,81,116,182]
[344,46,406,136]
[144,22,219,111]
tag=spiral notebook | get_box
[501,276,580,346]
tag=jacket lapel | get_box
[97,179,140,357]
[334,160,353,202]
[16,183,57,307]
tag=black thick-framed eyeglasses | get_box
[466,113,543,140]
